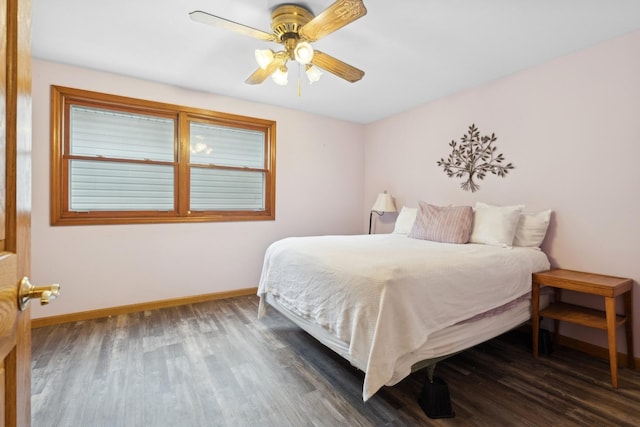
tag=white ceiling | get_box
[32,0,640,124]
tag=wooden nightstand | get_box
[531,269,635,388]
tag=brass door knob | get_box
[18,277,61,311]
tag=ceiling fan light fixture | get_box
[305,64,322,83]
[190,0,367,86]
[272,65,288,86]
[294,41,314,64]
[255,48,275,70]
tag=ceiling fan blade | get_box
[311,51,364,83]
[245,53,288,85]
[299,0,367,42]
[189,10,277,42]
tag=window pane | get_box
[70,160,174,211]
[70,106,175,162]
[190,122,264,168]
[190,168,265,210]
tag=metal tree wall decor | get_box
[437,124,514,192]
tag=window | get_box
[51,86,276,225]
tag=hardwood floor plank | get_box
[31,296,640,426]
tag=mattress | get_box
[266,291,549,373]
[258,233,550,400]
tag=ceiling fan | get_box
[189,0,367,86]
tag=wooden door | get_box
[0,0,32,425]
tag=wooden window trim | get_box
[50,85,276,226]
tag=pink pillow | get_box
[408,202,473,244]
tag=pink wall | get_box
[31,60,365,319]
[364,30,640,354]
[31,29,640,357]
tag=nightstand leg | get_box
[532,283,540,358]
[623,291,635,369]
[552,289,561,345]
[605,296,618,388]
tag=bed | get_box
[257,231,551,402]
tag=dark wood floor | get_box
[31,295,640,426]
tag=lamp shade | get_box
[371,192,396,213]
[294,41,314,64]
[271,66,288,86]
[254,49,275,70]
[305,65,322,83]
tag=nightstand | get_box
[531,269,634,388]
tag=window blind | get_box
[69,105,175,211]
[70,160,174,211]
[190,122,264,168]
[190,168,265,210]
[189,122,266,210]
[70,106,175,161]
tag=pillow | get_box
[470,202,524,246]
[408,202,473,244]
[392,206,417,234]
[513,210,552,247]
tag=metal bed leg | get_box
[418,363,455,419]
[427,364,436,382]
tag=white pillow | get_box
[513,210,551,247]
[392,206,417,234]
[470,202,524,246]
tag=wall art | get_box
[437,124,514,192]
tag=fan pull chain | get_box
[297,63,302,97]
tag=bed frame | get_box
[263,292,549,418]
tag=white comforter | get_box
[257,234,550,400]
